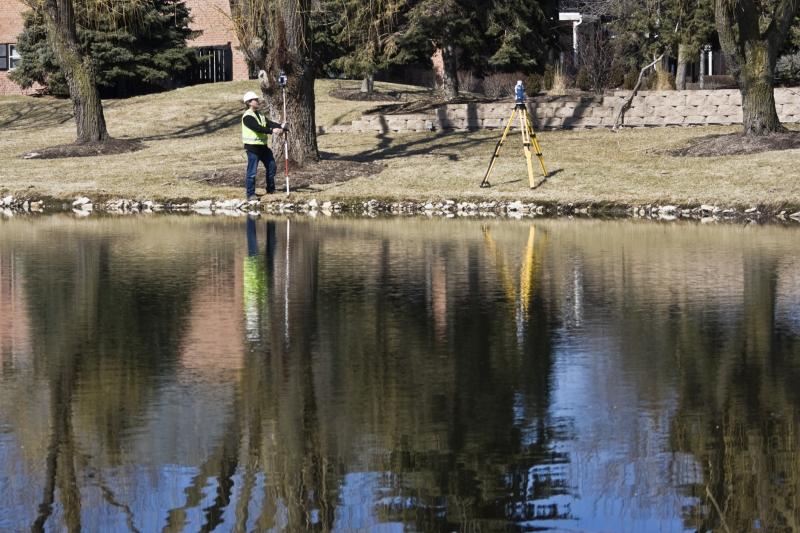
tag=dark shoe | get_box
[266,190,275,195]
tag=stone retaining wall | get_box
[334,88,800,133]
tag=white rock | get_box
[699,204,715,212]
[72,208,91,217]
[660,205,678,214]
[322,201,332,210]
[1,195,14,206]
[193,200,213,209]
[72,196,91,207]
[308,199,319,208]
[29,201,43,212]
[745,207,758,214]
[789,211,800,220]
[507,201,524,211]
[424,203,434,210]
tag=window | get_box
[9,45,20,69]
[0,44,8,71]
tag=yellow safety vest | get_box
[242,109,269,146]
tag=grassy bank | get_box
[2,79,800,210]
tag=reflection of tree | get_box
[671,253,800,532]
[21,233,198,530]
[184,218,569,531]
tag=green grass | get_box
[2,79,800,209]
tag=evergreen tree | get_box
[325,0,409,94]
[11,0,197,98]
[485,0,557,72]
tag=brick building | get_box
[0,0,28,95]
[0,0,249,96]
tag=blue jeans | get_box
[245,148,277,196]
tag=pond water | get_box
[1,214,799,532]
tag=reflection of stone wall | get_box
[341,89,800,133]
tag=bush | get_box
[608,63,626,89]
[776,53,800,85]
[575,68,592,91]
[623,70,639,90]
[457,70,482,93]
[525,73,543,95]
[542,64,555,91]
[482,72,524,98]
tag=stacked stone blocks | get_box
[344,88,800,133]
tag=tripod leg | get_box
[526,112,548,179]
[480,108,517,188]
[519,109,537,188]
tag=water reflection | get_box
[0,216,799,532]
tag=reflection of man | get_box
[243,218,277,341]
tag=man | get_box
[241,91,286,200]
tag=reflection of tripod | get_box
[480,103,548,189]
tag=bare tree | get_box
[577,25,614,94]
[715,0,800,135]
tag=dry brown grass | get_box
[2,79,800,208]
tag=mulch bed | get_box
[20,138,145,159]
[179,159,386,191]
[669,131,800,157]
[329,89,403,101]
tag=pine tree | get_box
[325,0,409,95]
[11,0,197,98]
[485,0,557,71]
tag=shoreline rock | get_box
[0,194,798,225]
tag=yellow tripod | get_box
[480,104,548,189]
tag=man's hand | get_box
[272,128,283,135]
[281,122,288,131]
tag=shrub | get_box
[608,63,626,89]
[525,73,543,95]
[575,68,592,91]
[457,70,482,93]
[482,72,524,98]
[550,63,569,95]
[623,70,639,90]
[776,53,800,85]
[542,64,555,91]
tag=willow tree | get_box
[228,0,319,164]
[715,0,800,135]
[23,0,117,143]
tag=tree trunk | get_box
[360,74,374,95]
[739,40,782,135]
[438,43,459,101]
[675,43,689,90]
[714,0,797,136]
[40,0,108,144]
[265,0,319,165]
[228,0,318,165]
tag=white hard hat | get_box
[242,91,260,103]
[516,80,523,85]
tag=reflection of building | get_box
[0,0,249,96]
[0,253,31,367]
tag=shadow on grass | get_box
[0,100,74,130]
[322,126,489,163]
[136,105,240,141]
